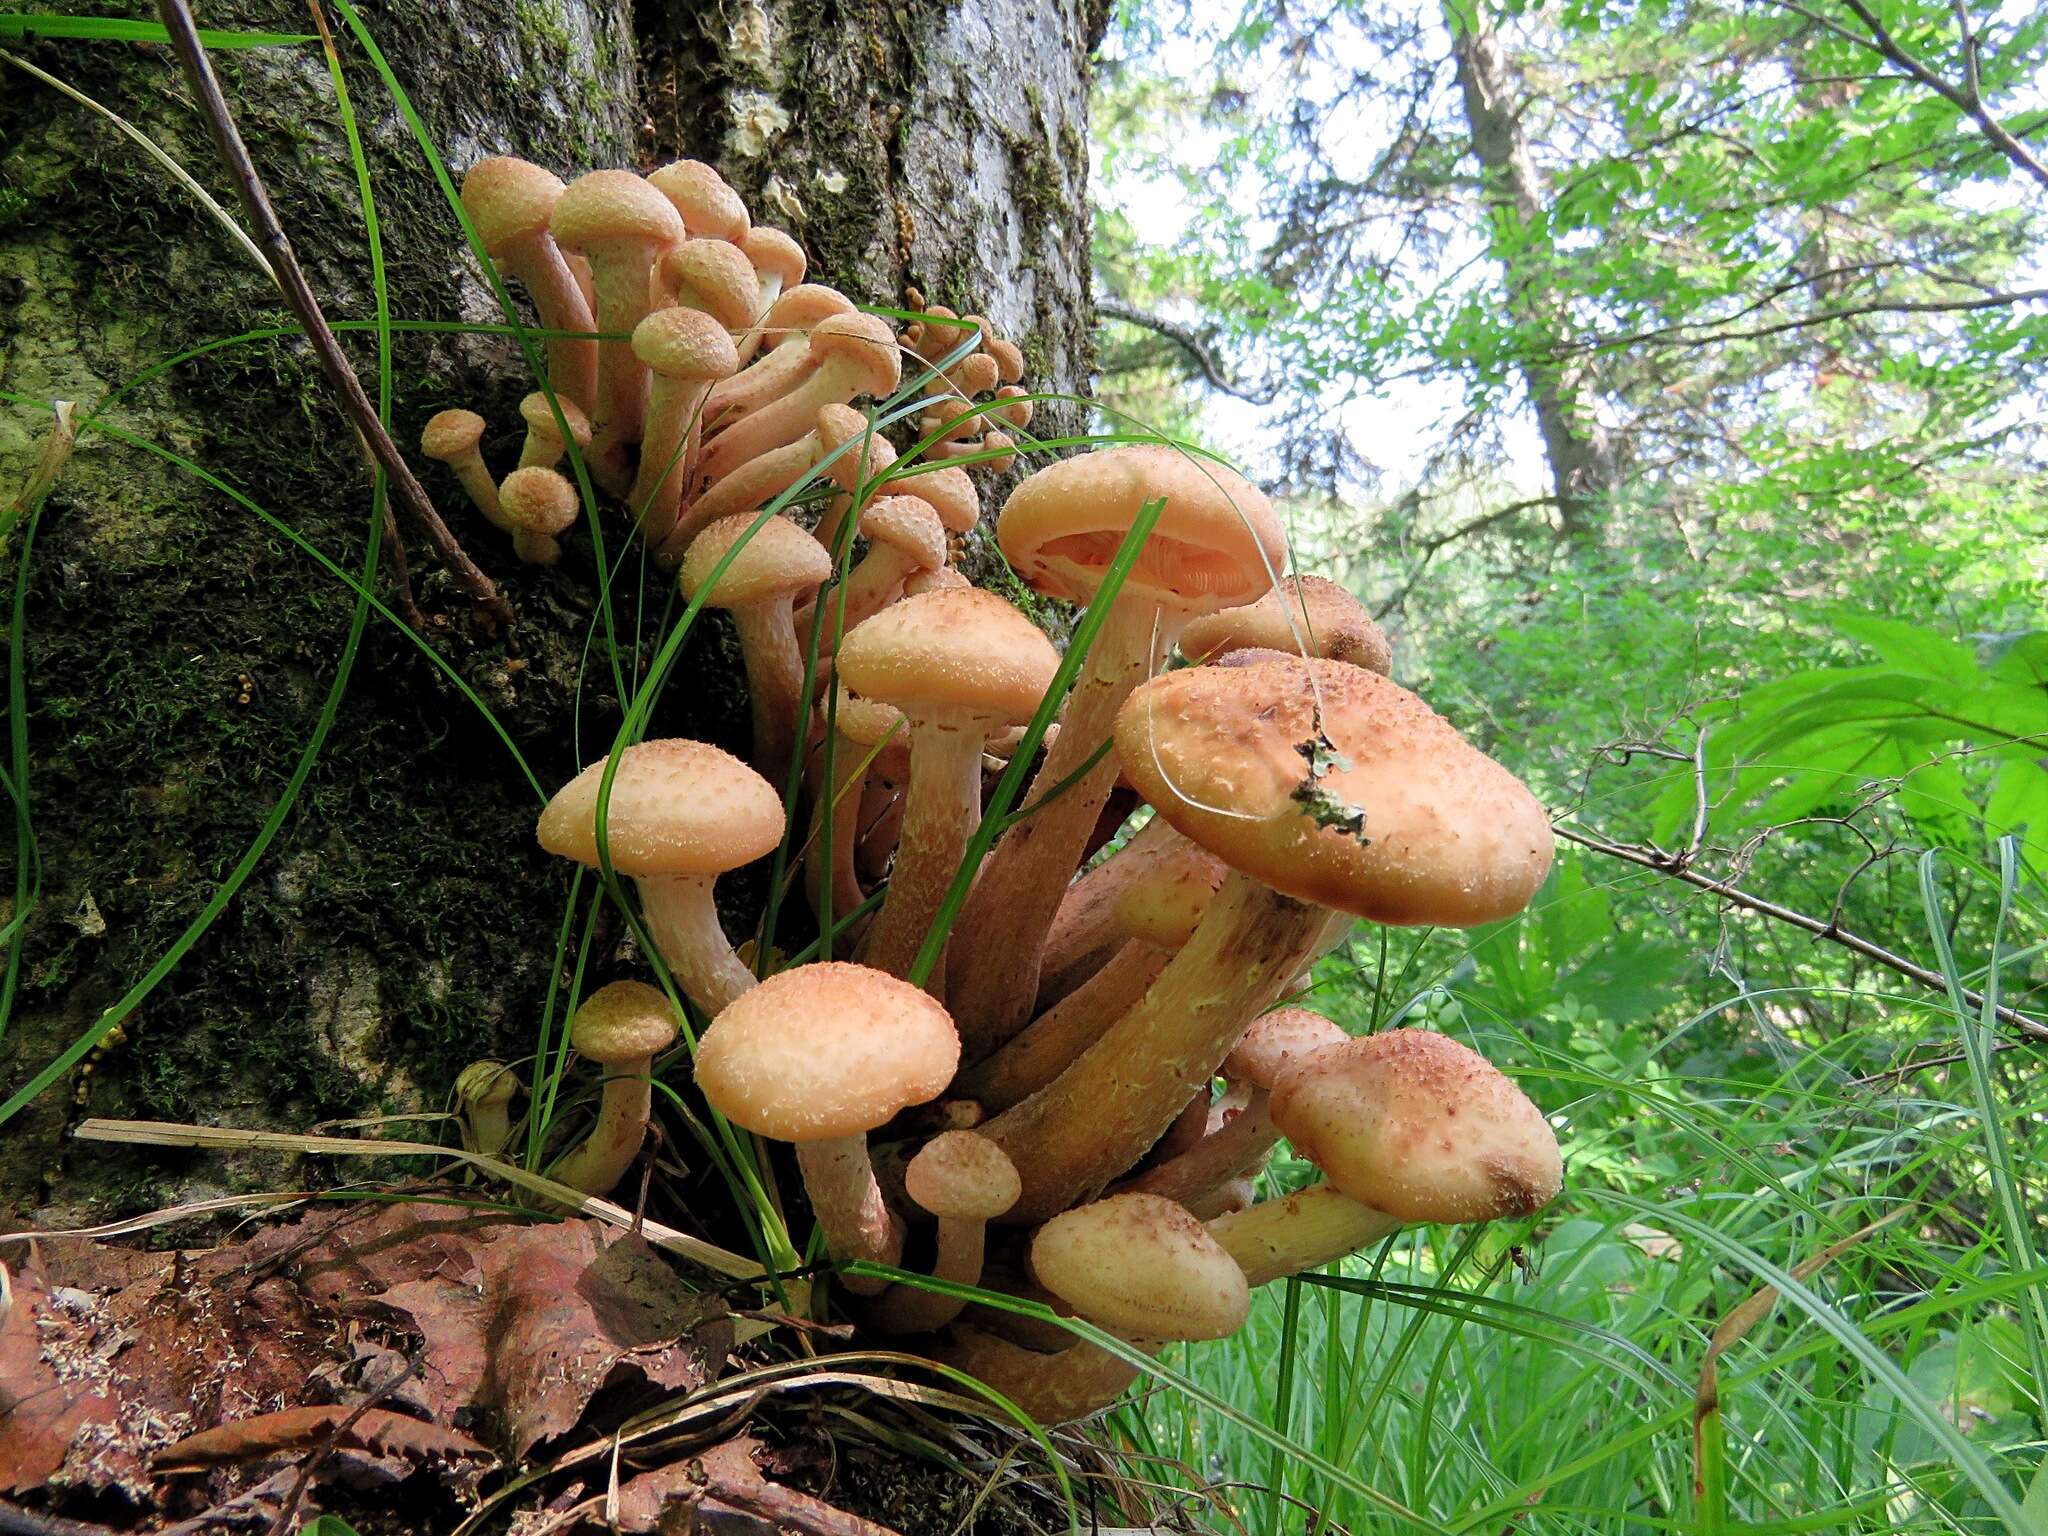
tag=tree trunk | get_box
[1447,0,1620,537]
[0,0,1104,1220]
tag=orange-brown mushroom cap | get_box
[537,739,784,878]
[904,1131,1021,1222]
[459,156,565,252]
[680,514,833,609]
[1181,575,1392,675]
[663,240,761,331]
[571,979,680,1064]
[648,159,750,242]
[1029,1193,1249,1340]
[633,304,741,380]
[551,169,684,254]
[499,466,581,536]
[837,588,1058,726]
[1224,1008,1349,1089]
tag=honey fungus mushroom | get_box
[549,980,680,1196]
[870,1131,1020,1334]
[1180,574,1393,674]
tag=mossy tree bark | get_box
[0,0,1105,1220]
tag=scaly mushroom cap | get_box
[905,1131,1021,1221]
[551,169,684,255]
[1114,654,1553,926]
[1181,575,1392,675]
[420,408,487,461]
[519,392,592,447]
[680,514,833,608]
[899,464,980,535]
[571,979,680,1064]
[997,444,1284,613]
[537,739,784,878]
[459,156,565,251]
[904,565,971,596]
[810,312,903,397]
[815,405,899,495]
[648,159,750,242]
[1225,1008,1349,1089]
[633,305,741,380]
[663,240,761,331]
[455,1059,520,1109]
[499,466,581,535]
[1029,1193,1249,1340]
[762,283,857,335]
[742,227,806,289]
[838,588,1059,726]
[1111,841,1229,950]
[829,685,906,749]
[1269,1029,1561,1223]
[695,962,959,1140]
[858,496,948,573]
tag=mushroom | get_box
[647,158,750,243]
[1036,815,1184,1007]
[835,588,1060,985]
[815,495,948,645]
[1119,1007,1348,1205]
[678,514,834,778]
[735,227,807,363]
[944,445,1288,1055]
[694,962,959,1292]
[892,463,981,539]
[659,238,760,334]
[808,415,902,558]
[904,565,971,597]
[517,391,592,471]
[1030,1192,1249,1342]
[536,740,785,1017]
[549,980,680,1196]
[629,307,739,547]
[1180,574,1392,674]
[869,1131,1020,1333]
[696,312,902,486]
[1210,1028,1562,1285]
[459,156,599,411]
[937,1324,1153,1426]
[550,170,684,484]
[454,1060,522,1159]
[498,465,581,565]
[420,409,502,529]
[704,284,857,428]
[980,652,1554,1222]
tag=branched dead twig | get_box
[153,0,511,626]
[1097,298,1280,403]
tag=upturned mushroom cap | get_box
[858,496,948,572]
[1114,653,1553,926]
[997,444,1284,613]
[420,408,486,461]
[459,156,565,252]
[680,514,833,608]
[837,588,1059,726]
[633,305,741,379]
[899,464,980,534]
[519,392,592,447]
[1111,841,1229,950]
[695,962,959,1140]
[537,739,784,878]
[1181,575,1392,675]
[809,312,903,397]
[571,979,680,1064]
[1268,1029,1561,1222]
[551,169,684,254]
[663,240,761,330]
[1029,1193,1249,1340]
[647,159,750,242]
[1224,1008,1348,1089]
[742,227,806,289]
[499,466,580,536]
[905,1131,1021,1221]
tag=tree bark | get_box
[1447,0,1621,537]
[0,0,1103,1220]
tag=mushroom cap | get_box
[903,565,971,597]
[1113,654,1553,926]
[695,962,959,1141]
[499,467,581,536]
[1112,840,1229,950]
[551,169,684,255]
[663,239,761,331]
[931,352,999,401]
[420,408,486,460]
[837,588,1059,727]
[828,685,905,749]
[984,336,1025,384]
[858,496,947,572]
[538,739,785,879]
[633,305,741,380]
[680,514,832,609]
[763,283,856,335]
[997,444,1284,614]
[1181,575,1392,675]
[809,312,903,397]
[898,464,980,534]
[904,1131,1021,1221]
[459,156,565,251]
[518,392,592,446]
[1029,1193,1249,1340]
[1224,1008,1348,1090]
[1269,1030,1561,1223]
[455,1059,521,1109]
[571,979,680,1065]
[742,226,806,288]
[647,159,750,242]
[814,405,898,495]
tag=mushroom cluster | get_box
[430,153,1567,1427]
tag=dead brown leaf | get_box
[153,1405,491,1469]
[0,1267,122,1494]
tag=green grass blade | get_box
[0,15,313,45]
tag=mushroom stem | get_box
[953,940,1169,1112]
[454,1061,520,1158]
[982,871,1323,1223]
[1036,817,1180,1009]
[634,872,758,1017]
[1206,1185,1402,1288]
[794,1135,901,1294]
[631,373,719,547]
[868,1215,987,1334]
[803,728,873,930]
[946,603,1173,1055]
[728,600,809,781]
[1118,1091,1277,1205]
[857,713,990,987]
[551,1059,657,1195]
[939,1325,1156,1424]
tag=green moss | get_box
[514,0,573,55]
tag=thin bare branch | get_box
[1098,298,1280,402]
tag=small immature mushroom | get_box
[870,1131,1020,1333]
[823,495,948,641]
[454,1060,522,1158]
[549,980,680,1196]
[705,284,857,427]
[938,1324,1154,1425]
[836,588,1060,985]
[629,307,740,547]
[648,158,750,243]
[517,391,593,470]
[459,156,599,411]
[894,463,980,538]
[679,515,834,778]
[735,227,807,363]
[695,962,959,1292]
[1212,1028,1562,1286]
[696,312,902,485]
[498,465,581,565]
[904,565,970,597]
[420,409,503,529]
[808,409,902,557]
[537,740,785,1017]
[660,238,760,333]
[1030,1192,1249,1341]
[1180,574,1392,674]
